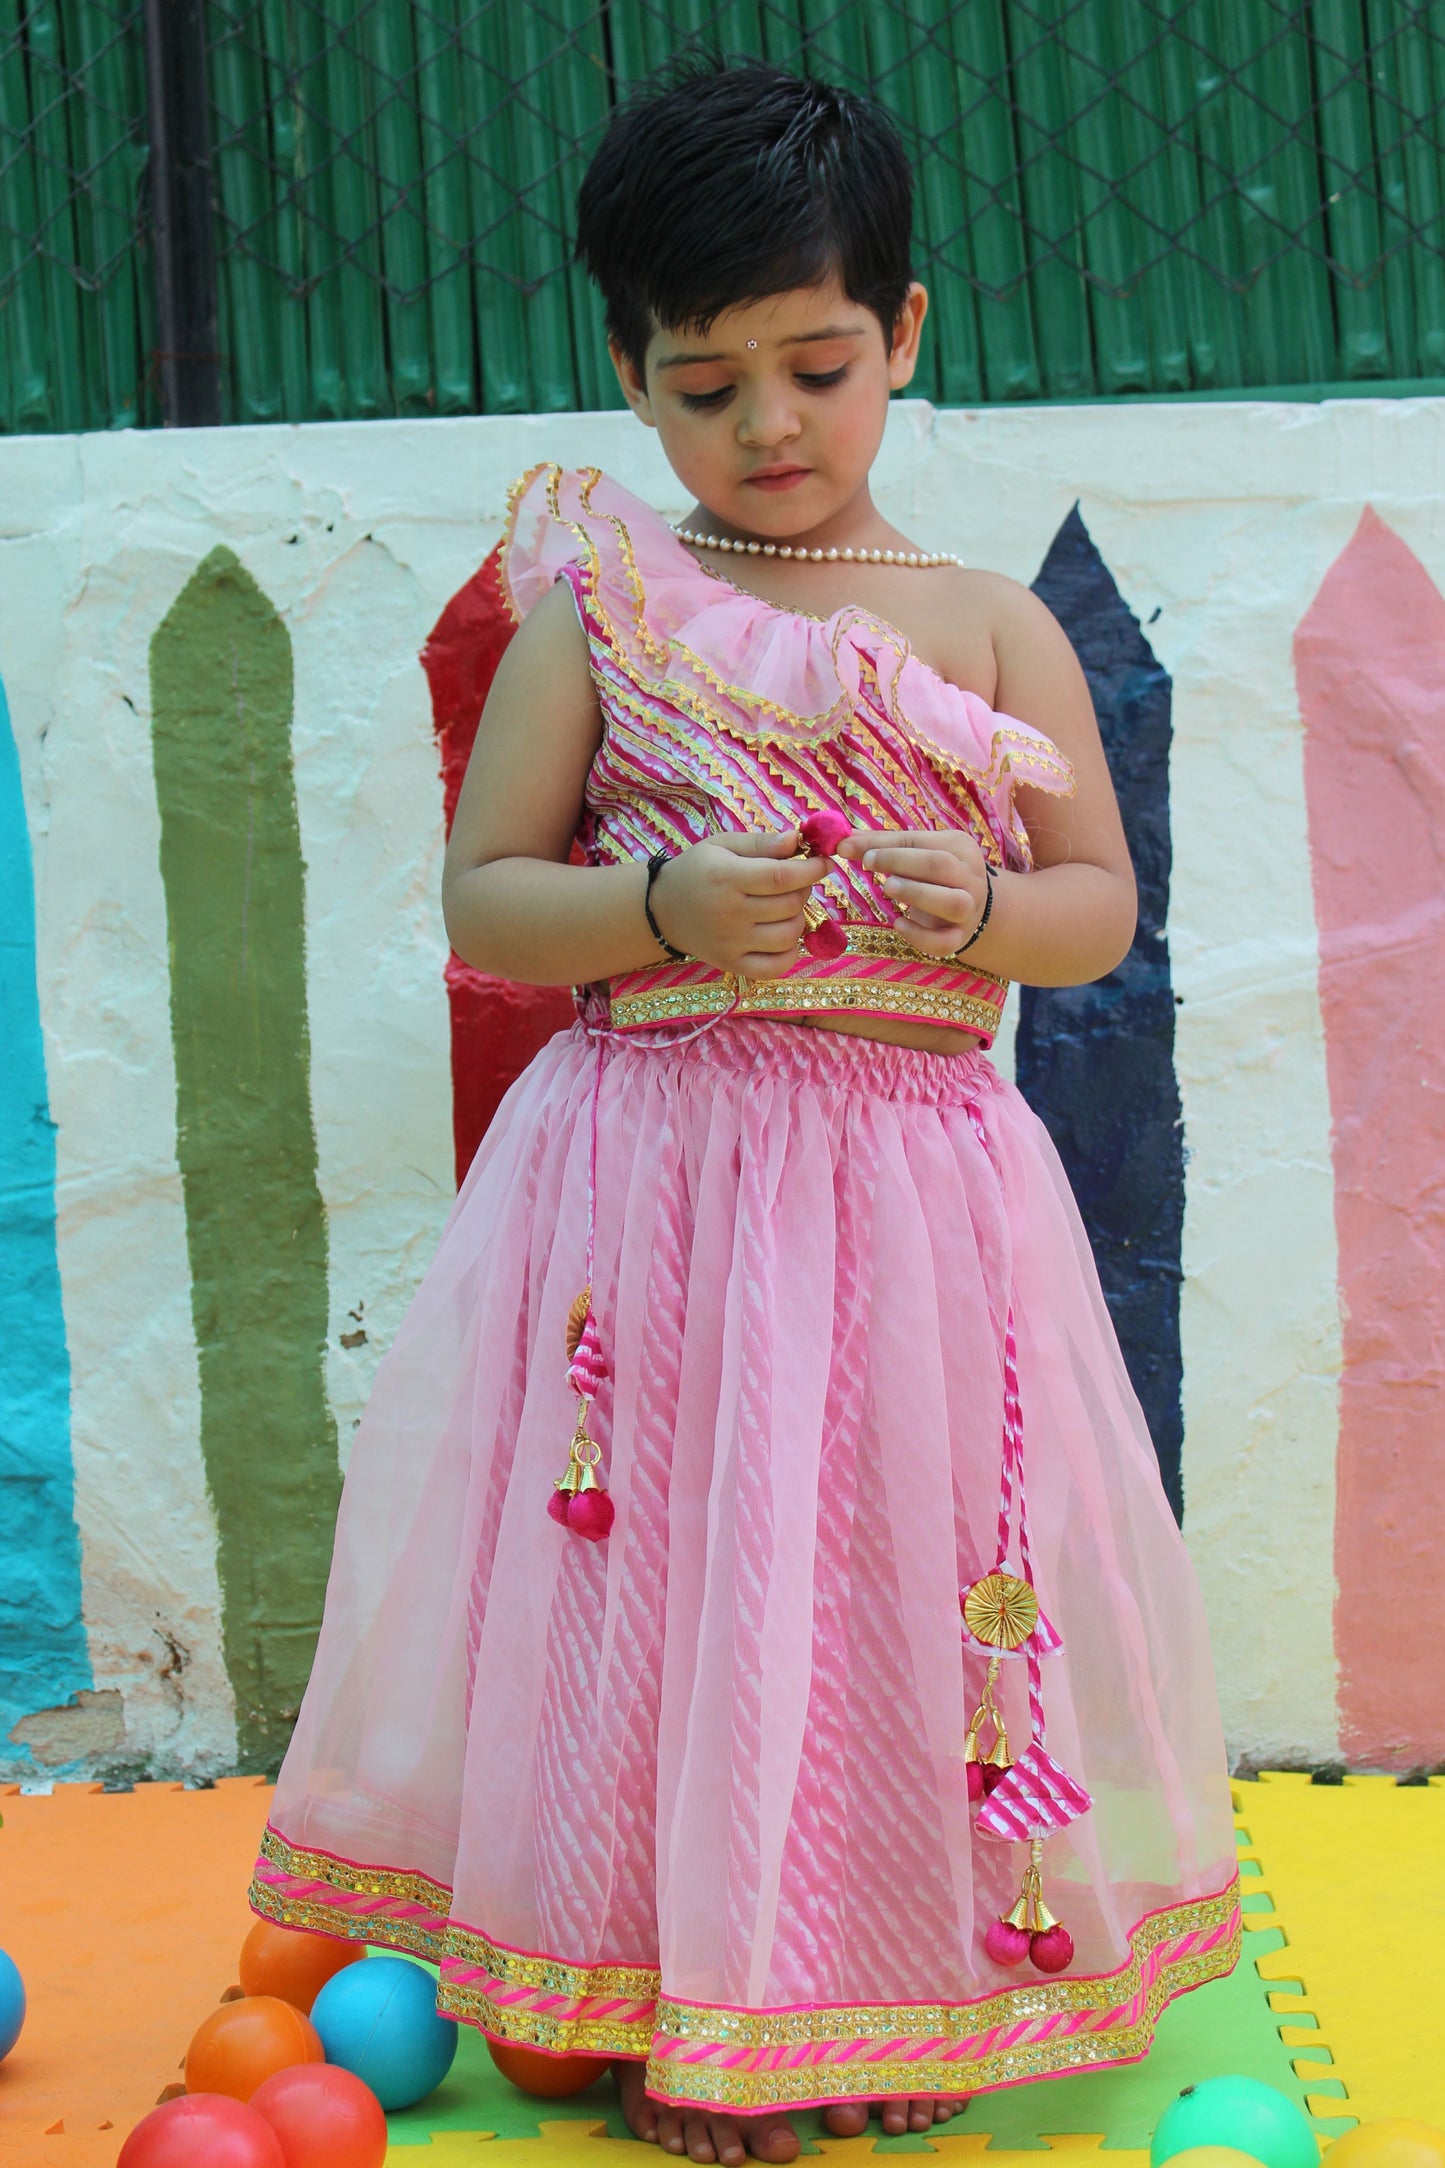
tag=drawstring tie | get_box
[960,1104,1092,1974]
[547,813,852,1544]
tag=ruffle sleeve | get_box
[499,462,1074,865]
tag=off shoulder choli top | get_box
[500,464,1076,1048]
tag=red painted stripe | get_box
[1296,507,1445,1766]
[421,550,575,1187]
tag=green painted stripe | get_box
[149,547,339,1773]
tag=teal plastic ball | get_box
[1152,2078,1317,2168]
[310,1956,457,2111]
[0,1949,25,2063]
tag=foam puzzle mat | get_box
[0,1773,1440,2166]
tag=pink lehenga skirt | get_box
[250,1019,1239,2114]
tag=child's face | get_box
[612,274,927,536]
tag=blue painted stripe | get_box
[0,675,92,1753]
[1020,510,1186,1521]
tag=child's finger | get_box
[862,844,973,886]
[892,914,973,957]
[712,828,801,860]
[738,853,828,896]
[738,949,801,978]
[751,887,817,923]
[881,874,980,923]
[834,827,914,859]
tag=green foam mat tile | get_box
[384,1840,1340,2153]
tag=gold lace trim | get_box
[610,976,1007,1039]
[608,929,1007,1038]
[254,1826,1239,2109]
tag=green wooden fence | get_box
[4,1,1445,432]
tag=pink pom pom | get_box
[802,918,848,961]
[981,1762,1008,1795]
[966,1762,985,1803]
[984,1920,1032,1968]
[546,1489,572,1527]
[1029,1924,1075,1974]
[567,1488,616,1542]
[566,1314,610,1398]
[800,809,851,857]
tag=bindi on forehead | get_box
[654,323,867,370]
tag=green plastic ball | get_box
[1151,2078,1318,2168]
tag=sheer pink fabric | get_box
[261,1028,1235,2087]
[254,472,1237,2112]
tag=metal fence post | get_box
[143,0,222,426]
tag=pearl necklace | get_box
[674,526,960,568]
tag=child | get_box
[251,62,1239,2168]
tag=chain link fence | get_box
[4,1,1445,431]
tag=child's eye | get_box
[796,366,850,390]
[678,386,732,411]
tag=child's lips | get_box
[743,467,811,493]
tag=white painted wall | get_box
[6,395,1445,1774]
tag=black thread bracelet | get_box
[957,864,995,954]
[644,849,689,962]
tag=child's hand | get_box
[648,832,830,979]
[835,827,991,956]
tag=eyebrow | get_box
[655,325,865,370]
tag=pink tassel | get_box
[799,809,851,856]
[975,1743,1092,1842]
[566,1313,609,1399]
[546,1489,572,1528]
[802,917,848,960]
[1029,1924,1075,1973]
[984,1919,1031,1967]
[566,1488,616,1542]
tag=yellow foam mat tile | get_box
[391,2129,1149,2164]
[1235,1772,1445,2128]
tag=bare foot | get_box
[822,2093,969,2138]
[614,2059,800,2164]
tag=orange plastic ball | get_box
[486,2037,611,2098]
[185,1996,325,2103]
[250,2063,388,2168]
[239,1920,365,2014]
[1327,2125,1445,2168]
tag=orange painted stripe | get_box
[1296,508,1445,1767]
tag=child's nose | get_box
[735,389,803,448]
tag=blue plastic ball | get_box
[310,1955,457,2111]
[1151,2077,1317,2168]
[0,1949,25,2063]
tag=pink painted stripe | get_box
[1296,508,1445,1767]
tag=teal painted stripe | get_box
[0,673,91,1757]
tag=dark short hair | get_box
[575,61,915,372]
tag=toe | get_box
[936,2096,969,2123]
[684,2112,718,2162]
[821,2102,871,2137]
[613,2061,660,2144]
[658,2108,688,2156]
[882,2101,908,2134]
[754,2116,801,2164]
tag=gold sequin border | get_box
[610,973,1007,1040]
[644,1898,1240,2110]
[253,1825,1239,2109]
[252,1825,661,2004]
